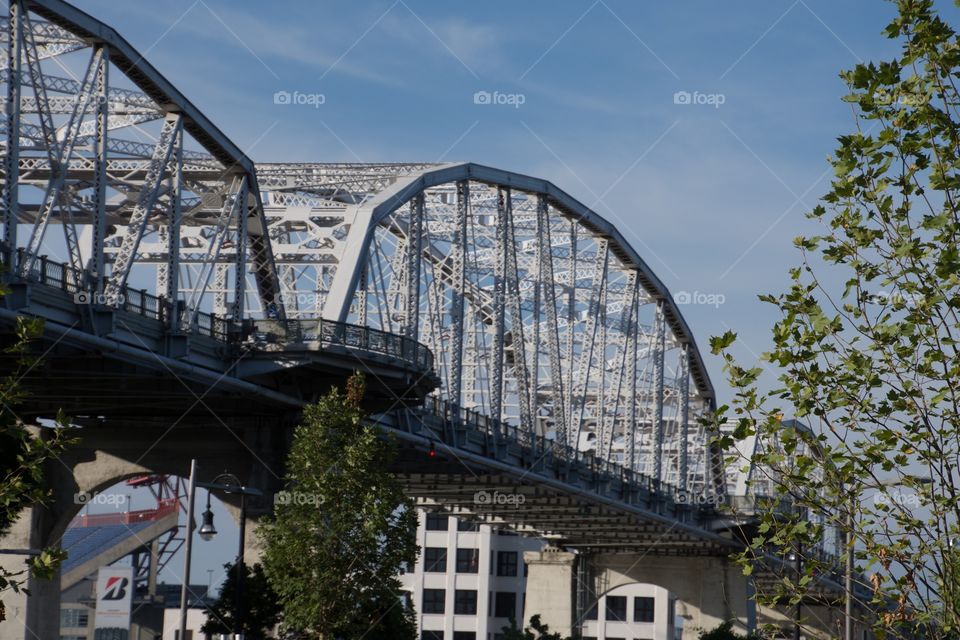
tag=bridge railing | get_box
[4,247,437,370]
[250,318,435,373]
[7,247,237,342]
[418,395,703,508]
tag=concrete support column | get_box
[590,554,752,636]
[523,548,576,636]
[0,506,60,640]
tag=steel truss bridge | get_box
[0,0,846,576]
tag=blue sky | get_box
[68,0,960,588]
[68,0,946,389]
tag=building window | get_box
[585,602,598,620]
[454,589,478,615]
[494,591,516,619]
[59,609,89,628]
[496,550,518,576]
[421,632,444,640]
[426,513,449,531]
[422,588,445,614]
[634,595,655,622]
[457,519,478,531]
[456,548,479,573]
[453,633,476,640]
[424,547,447,572]
[606,595,627,622]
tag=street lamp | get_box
[198,492,217,541]
[178,461,263,640]
[198,471,263,639]
[843,475,933,640]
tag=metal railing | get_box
[250,318,435,373]
[7,247,238,342]
[416,395,718,512]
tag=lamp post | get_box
[789,546,802,640]
[197,472,263,639]
[177,462,262,640]
[178,459,198,640]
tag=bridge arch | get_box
[259,162,723,496]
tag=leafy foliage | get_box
[0,300,72,620]
[711,1,960,637]
[498,614,576,640]
[697,621,763,640]
[200,561,281,640]
[259,373,418,639]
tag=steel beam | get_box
[405,194,423,340]
[166,121,183,327]
[679,343,691,492]
[536,195,568,449]
[2,1,22,260]
[449,181,468,412]
[105,114,181,300]
[652,300,666,484]
[489,188,508,423]
[89,45,108,295]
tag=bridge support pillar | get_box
[0,506,60,640]
[589,554,753,636]
[523,548,577,636]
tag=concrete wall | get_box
[590,554,753,636]
[524,549,577,636]
[522,551,755,638]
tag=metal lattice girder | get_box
[257,162,721,497]
[21,46,104,274]
[652,300,667,484]
[104,114,181,298]
[2,0,285,320]
[572,238,609,448]
[2,1,22,257]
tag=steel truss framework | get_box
[0,0,283,329]
[0,0,726,498]
[257,162,725,498]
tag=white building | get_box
[580,583,680,640]
[401,509,686,640]
[400,510,545,640]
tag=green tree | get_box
[0,307,72,620]
[498,615,574,640]
[201,562,281,640]
[710,1,960,638]
[259,373,418,639]
[697,621,763,640]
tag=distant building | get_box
[579,583,679,640]
[400,510,544,640]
